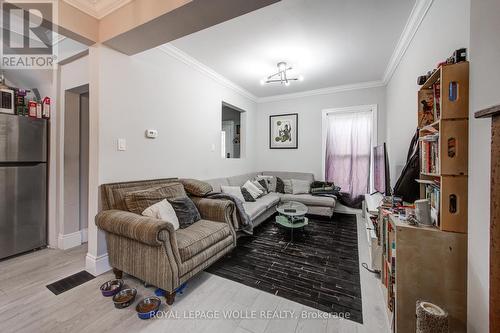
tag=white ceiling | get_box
[63,0,132,18]
[170,0,415,98]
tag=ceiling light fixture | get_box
[260,62,303,86]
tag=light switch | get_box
[146,129,158,138]
[117,138,126,151]
[211,143,216,152]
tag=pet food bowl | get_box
[112,288,137,309]
[100,279,123,297]
[136,296,161,320]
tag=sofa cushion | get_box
[227,172,261,187]
[243,202,268,219]
[221,185,245,202]
[124,183,186,214]
[176,220,231,261]
[240,187,256,202]
[292,179,312,194]
[281,193,336,207]
[256,175,277,192]
[204,177,230,193]
[180,179,213,197]
[142,199,180,230]
[242,193,281,219]
[168,196,201,229]
[257,192,282,208]
[262,171,315,183]
[243,180,263,199]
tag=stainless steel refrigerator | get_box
[0,113,47,259]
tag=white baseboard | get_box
[81,228,88,243]
[58,231,82,250]
[85,253,111,276]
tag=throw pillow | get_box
[243,180,263,199]
[221,185,245,202]
[275,177,285,193]
[256,179,269,193]
[291,179,312,195]
[124,187,167,215]
[240,187,256,202]
[180,178,213,197]
[282,179,293,194]
[142,199,180,230]
[256,175,277,192]
[167,196,201,229]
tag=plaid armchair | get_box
[95,178,236,304]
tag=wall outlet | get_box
[117,138,126,151]
[146,129,158,138]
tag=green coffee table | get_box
[275,201,308,243]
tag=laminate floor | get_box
[0,206,389,333]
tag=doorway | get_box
[61,85,89,247]
[221,102,245,159]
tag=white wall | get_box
[255,87,386,180]
[96,46,258,184]
[468,0,499,331]
[385,0,470,184]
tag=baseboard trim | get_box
[58,231,82,250]
[81,228,88,243]
[85,253,111,276]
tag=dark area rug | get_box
[206,213,363,323]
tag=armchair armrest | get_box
[191,197,234,223]
[96,210,175,246]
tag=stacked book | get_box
[420,134,439,174]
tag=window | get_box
[322,105,377,207]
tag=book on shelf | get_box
[420,135,440,174]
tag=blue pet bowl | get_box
[136,296,161,320]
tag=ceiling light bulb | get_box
[284,81,290,87]
[260,79,266,85]
[278,62,287,72]
[298,75,304,82]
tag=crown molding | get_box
[256,81,385,103]
[382,0,434,84]
[157,0,433,104]
[158,44,258,102]
[63,0,133,19]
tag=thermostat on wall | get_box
[145,129,158,138]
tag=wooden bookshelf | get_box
[379,214,467,333]
[417,61,469,233]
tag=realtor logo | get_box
[1,1,57,69]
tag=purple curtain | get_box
[325,111,372,208]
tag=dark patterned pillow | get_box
[255,179,269,193]
[168,196,201,229]
[240,187,256,202]
[275,176,285,194]
[258,179,269,191]
[180,179,213,197]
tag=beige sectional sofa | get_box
[206,171,336,227]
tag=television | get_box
[373,143,391,195]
